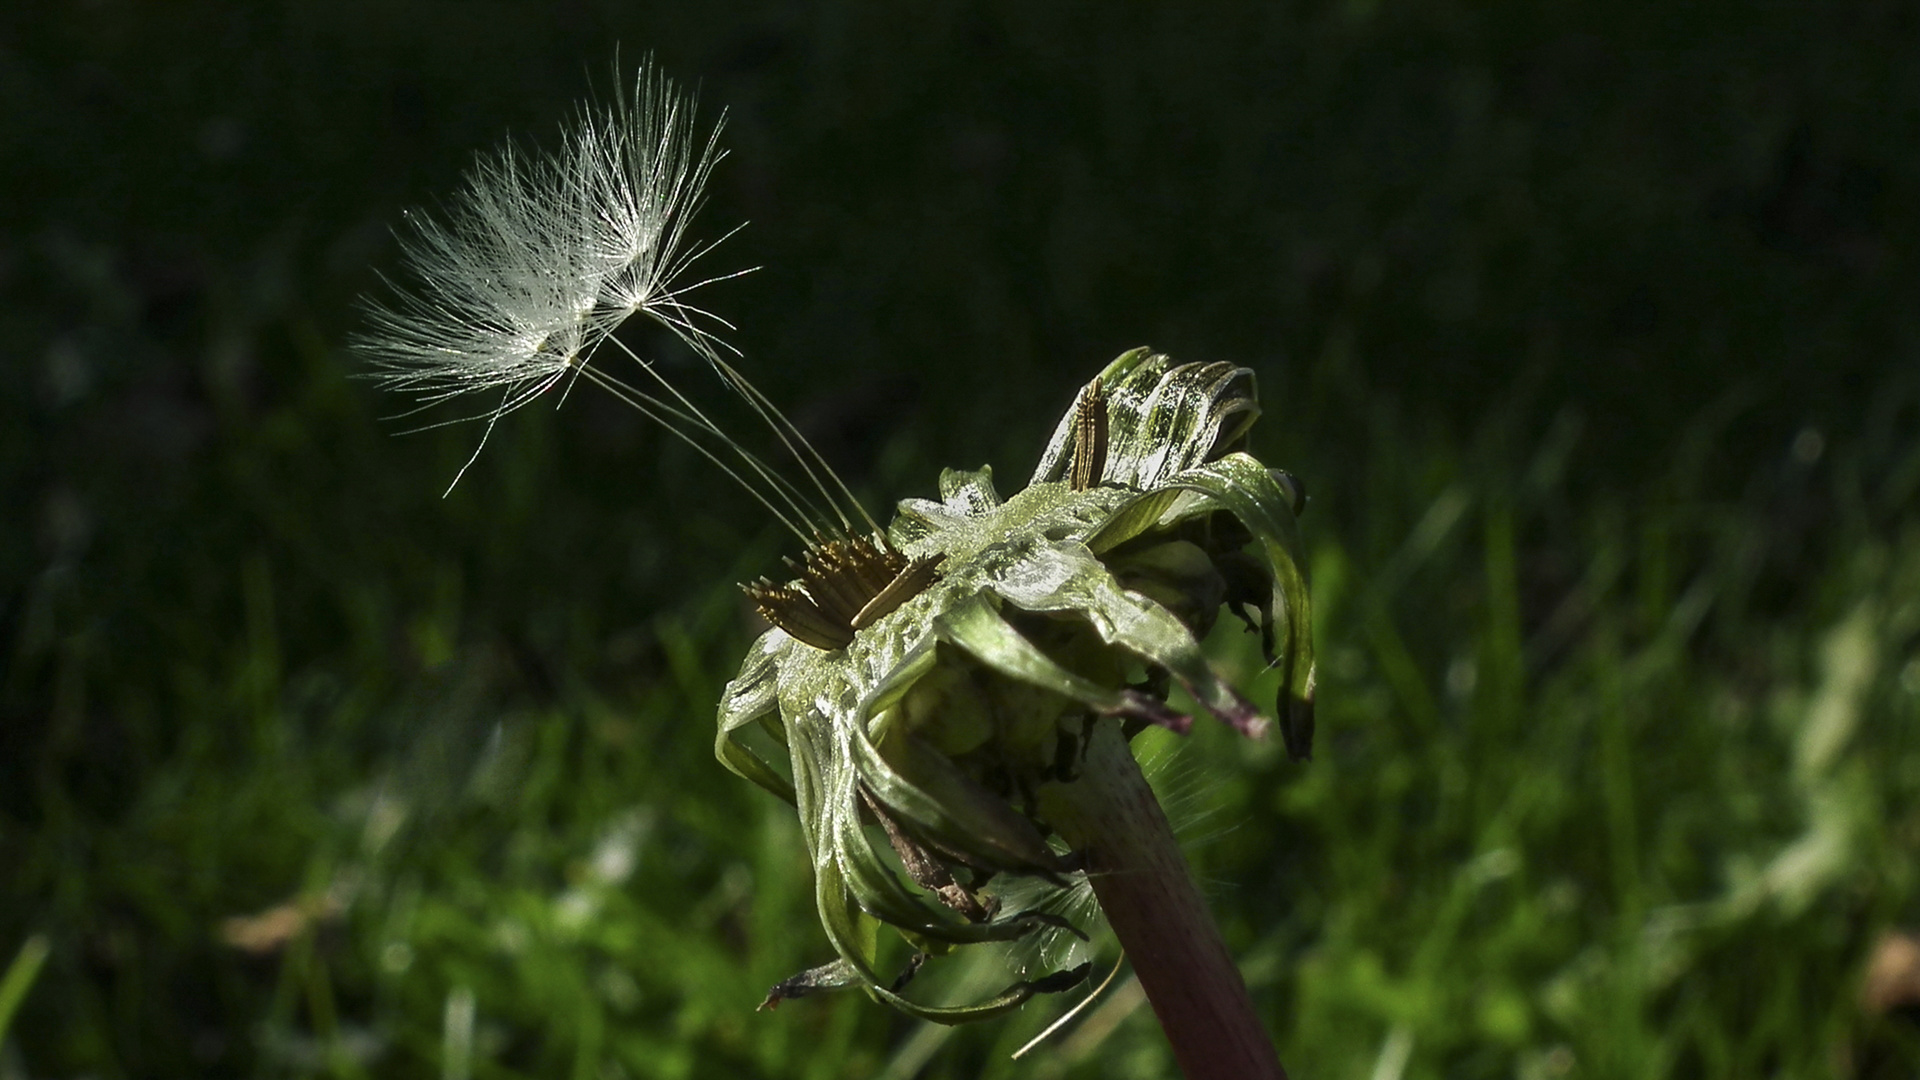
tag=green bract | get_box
[716,348,1316,1022]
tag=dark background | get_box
[3,2,1916,1078]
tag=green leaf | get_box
[990,540,1266,737]
[933,594,1191,732]
[937,465,1002,515]
[810,856,1080,1025]
[716,630,797,801]
[856,724,1069,879]
[1082,487,1186,554]
[1163,452,1318,759]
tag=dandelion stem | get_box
[1039,722,1287,1080]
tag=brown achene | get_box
[741,534,944,650]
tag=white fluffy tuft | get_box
[355,62,734,486]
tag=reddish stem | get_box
[1040,723,1287,1080]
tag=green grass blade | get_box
[0,934,51,1047]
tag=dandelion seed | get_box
[354,61,753,496]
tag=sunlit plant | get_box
[358,61,1314,1080]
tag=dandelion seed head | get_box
[354,60,731,451]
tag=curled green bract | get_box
[716,348,1316,1022]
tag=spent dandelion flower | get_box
[360,60,1314,1080]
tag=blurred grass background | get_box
[2,1,1917,1077]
